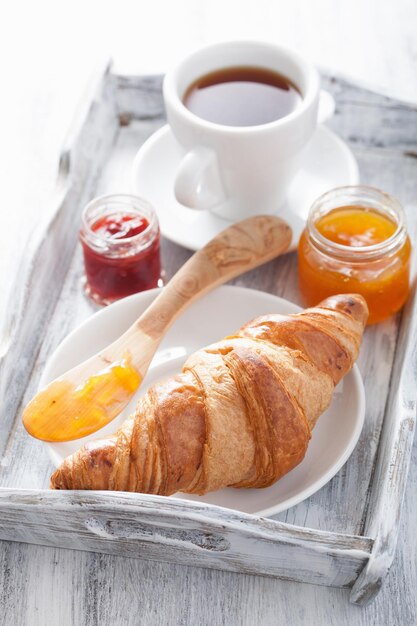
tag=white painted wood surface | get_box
[0,489,372,588]
[1,67,417,624]
[3,3,417,623]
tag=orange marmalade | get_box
[298,186,411,324]
[22,356,141,442]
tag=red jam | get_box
[92,214,150,240]
[80,196,162,305]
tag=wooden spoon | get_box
[23,215,291,442]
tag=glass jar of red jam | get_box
[298,186,411,324]
[80,194,162,305]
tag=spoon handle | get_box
[136,215,291,341]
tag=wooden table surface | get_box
[3,2,417,624]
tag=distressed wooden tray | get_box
[1,64,416,606]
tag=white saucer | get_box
[42,286,365,517]
[131,124,359,251]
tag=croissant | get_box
[51,293,368,494]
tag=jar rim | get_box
[307,185,406,261]
[80,193,158,247]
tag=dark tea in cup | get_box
[183,66,302,127]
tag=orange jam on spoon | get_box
[22,356,141,442]
[298,187,411,324]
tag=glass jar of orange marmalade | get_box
[298,186,411,324]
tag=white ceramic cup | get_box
[163,41,324,221]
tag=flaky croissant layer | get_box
[51,294,368,495]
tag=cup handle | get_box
[174,146,227,210]
[318,89,336,124]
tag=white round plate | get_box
[131,125,359,252]
[42,286,365,517]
